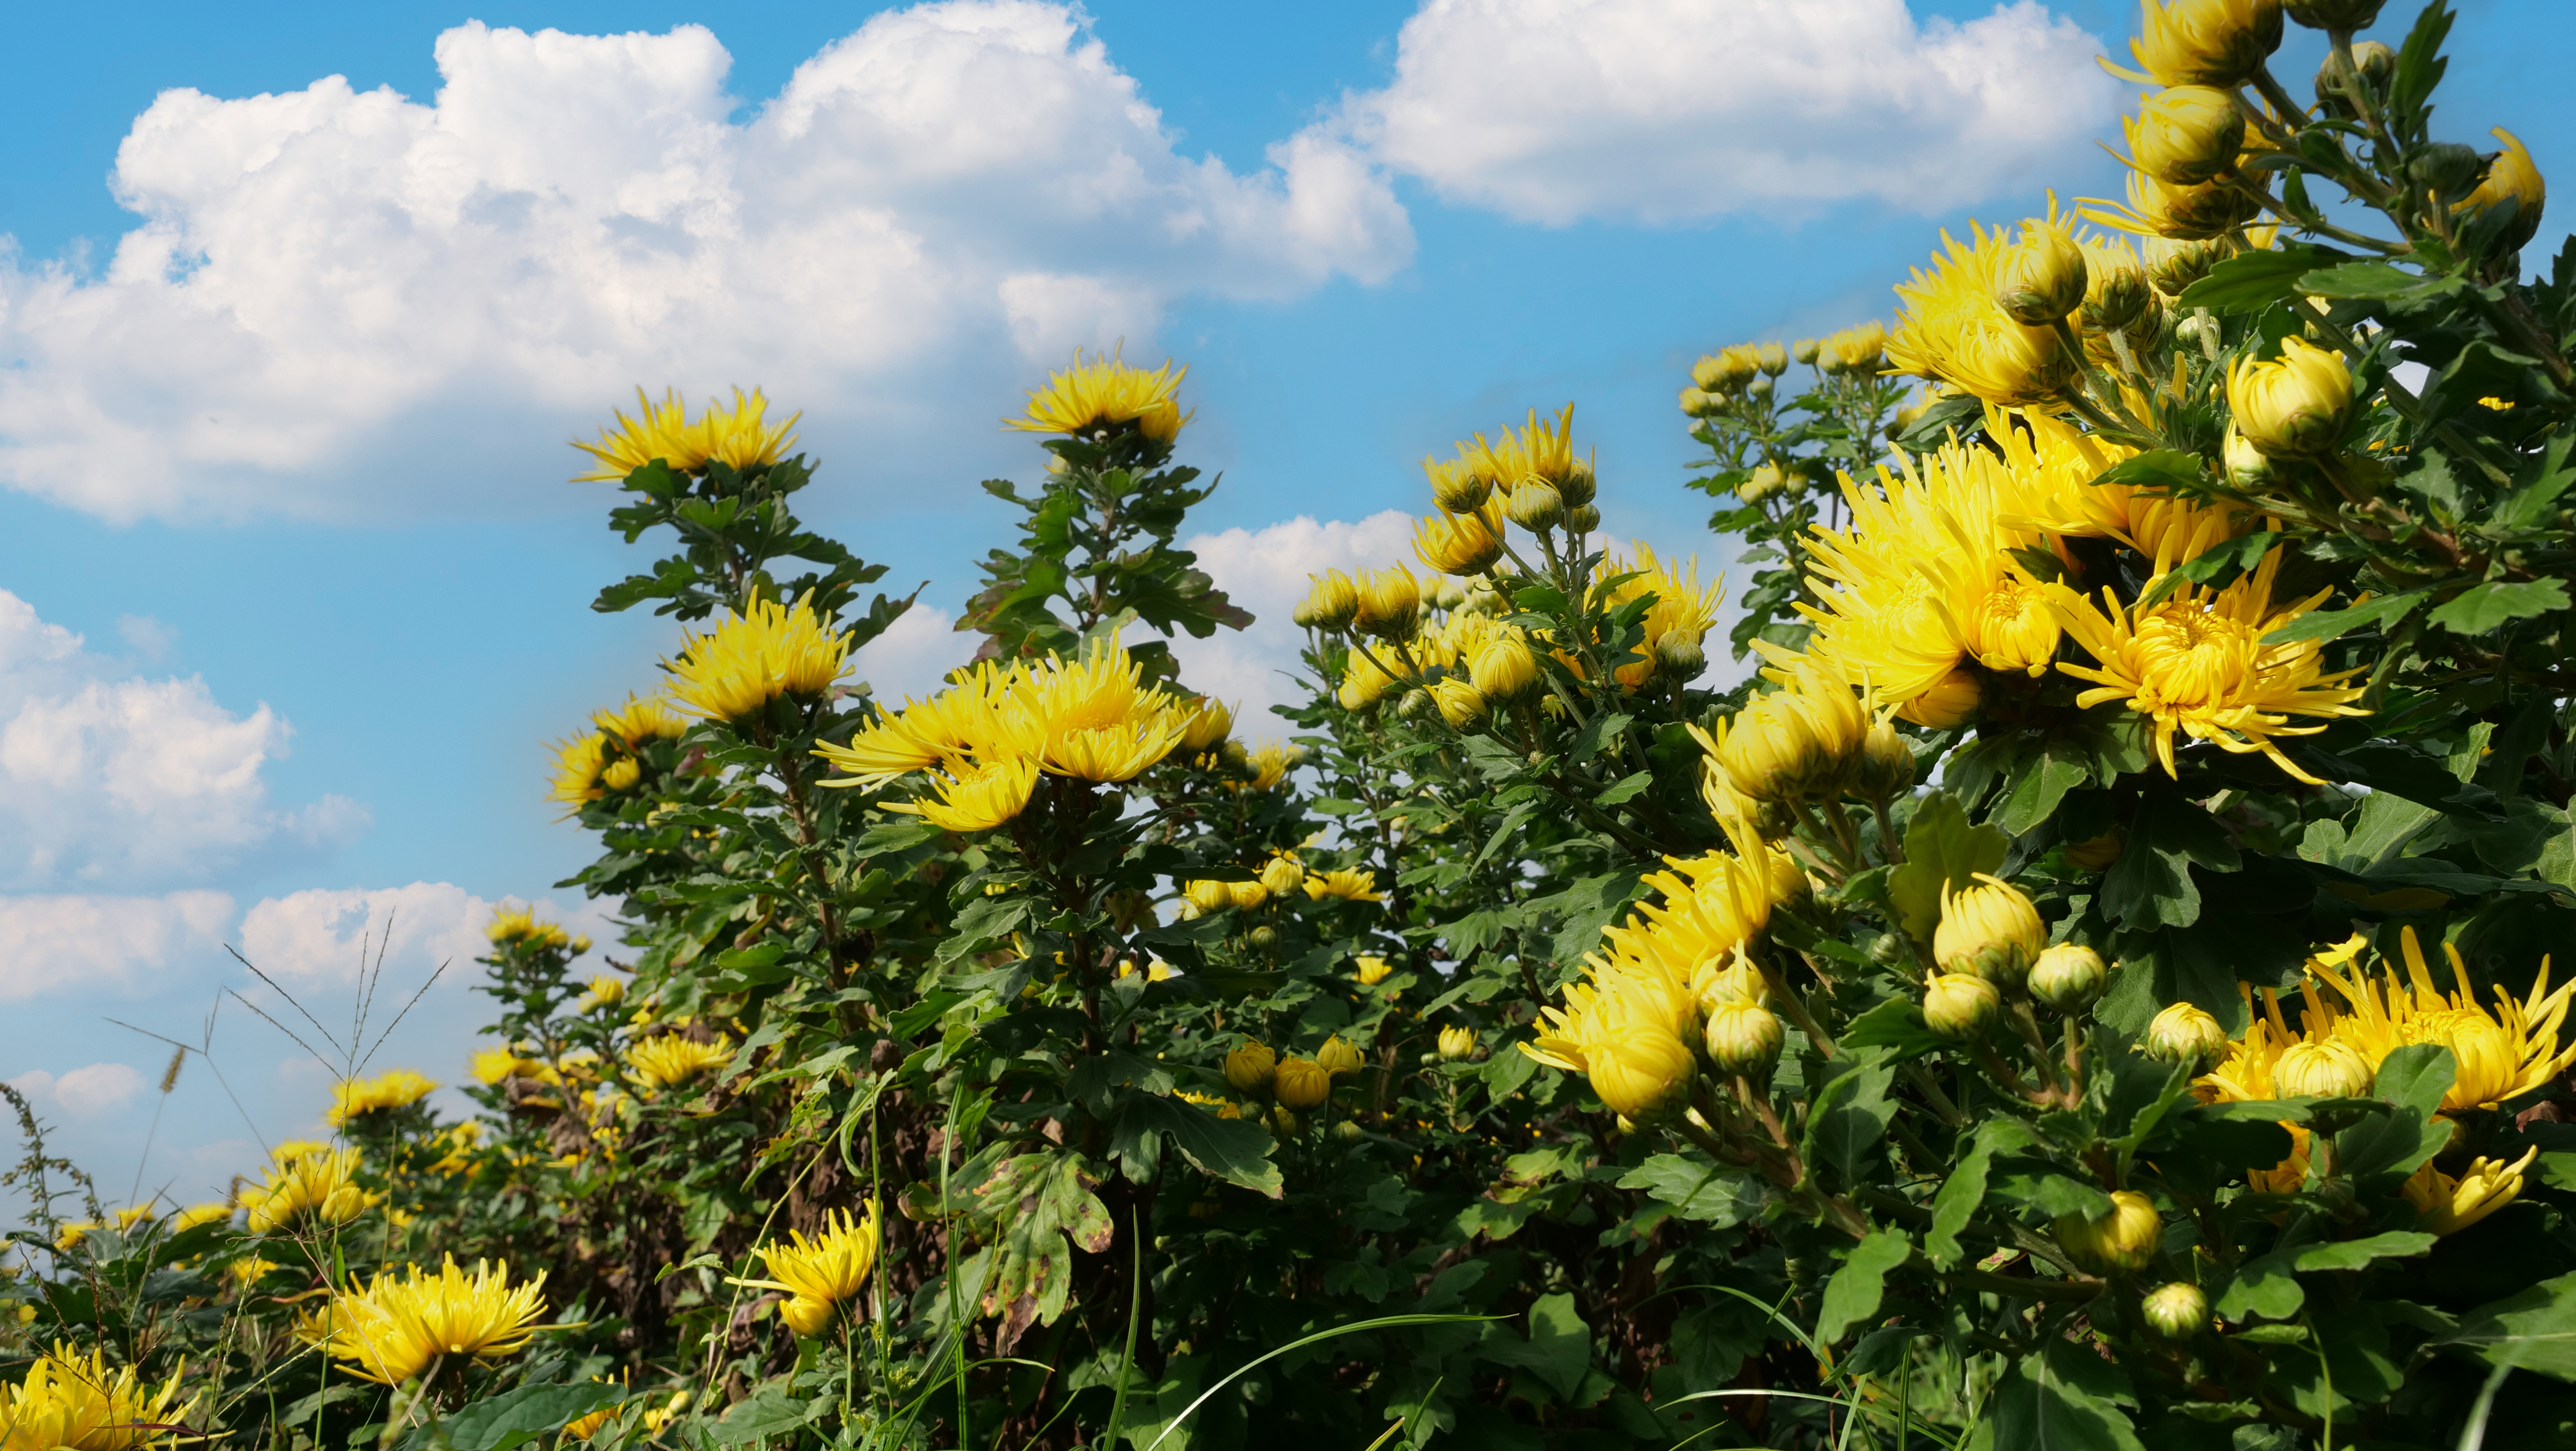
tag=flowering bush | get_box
[12,3,2576,1447]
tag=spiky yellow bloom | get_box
[2405,1147,2539,1235]
[818,637,1189,797]
[325,1069,438,1126]
[1413,502,1506,577]
[1821,322,1887,376]
[428,1123,485,1177]
[1690,647,1870,803]
[548,731,613,811]
[731,1206,880,1337]
[666,591,851,723]
[2080,168,2259,241]
[594,693,686,748]
[174,1201,232,1231]
[1235,740,1302,792]
[1007,349,1190,441]
[2045,550,2366,783]
[306,1256,549,1385]
[470,1049,540,1085]
[1011,637,1194,782]
[1990,407,2245,568]
[572,387,799,482]
[815,660,1017,788]
[1304,869,1383,904]
[1888,218,2079,406]
[2307,927,2576,1111]
[243,1147,374,1234]
[1591,543,1722,690]
[564,1372,632,1441]
[0,1343,194,1451]
[579,975,627,1012]
[486,908,571,950]
[624,1035,735,1090]
[2130,0,2283,87]
[1180,697,1233,753]
[1457,404,1589,497]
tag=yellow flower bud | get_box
[1824,322,1887,376]
[2054,1189,2163,1274]
[1431,676,1490,729]
[1354,954,1392,986]
[1702,1001,1785,1077]
[2065,831,2123,872]
[1227,880,1270,912]
[2128,86,2246,185]
[781,1295,837,1337]
[1183,879,1234,914]
[2123,171,2261,240]
[1557,458,1597,509]
[1437,1026,1478,1061]
[1468,630,1540,702]
[1271,1106,1299,1135]
[1653,630,1708,683]
[602,757,642,792]
[1425,456,1491,514]
[2145,1002,2228,1068]
[2222,424,2274,488]
[1791,338,1821,365]
[1923,972,2003,1041]
[1855,721,1915,800]
[2274,1039,2375,1099]
[1584,1023,1698,1122]
[2455,127,2547,253]
[1994,221,2089,326]
[1303,570,1360,632]
[2286,0,2384,32]
[1897,670,1983,730]
[1934,873,2044,988]
[2142,235,2228,297]
[1353,565,1424,641]
[2141,1281,2209,1339]
[2082,248,2154,333]
[1755,342,1789,377]
[2228,335,2353,457]
[1259,855,1305,896]
[1316,1035,1366,1077]
[1273,1056,1332,1110]
[1181,697,1233,753]
[1504,480,1565,532]
[1679,386,1717,418]
[2132,0,2284,88]
[1223,1042,1276,1093]
[2028,943,2109,1011]
[1413,507,1505,577]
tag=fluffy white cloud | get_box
[237,881,617,985]
[0,590,364,890]
[0,2,1412,523]
[1166,511,1418,730]
[0,890,235,1001]
[1335,0,2117,225]
[853,603,973,706]
[11,1062,149,1117]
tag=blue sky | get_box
[2,0,2568,1209]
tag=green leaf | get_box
[2298,260,2440,299]
[2217,1231,2437,1323]
[2175,244,2343,313]
[706,1382,825,1446]
[2132,531,2286,610]
[2262,589,2430,644]
[1926,1122,2013,1270]
[1121,1094,1283,1198]
[1615,1155,1771,1226]
[2374,1043,2457,1119]
[2091,450,2205,493]
[1805,1054,1897,1184]
[2100,794,2237,931]
[1813,1230,1913,1347]
[2426,578,2570,635]
[1968,1339,2148,1451]
[409,1383,627,1451]
[1887,793,2006,943]
[1992,737,2093,838]
[1840,996,1945,1061]
[2444,1272,2576,1380]
[1519,1292,1593,1400]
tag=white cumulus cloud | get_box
[0,890,235,1001]
[0,1,1412,524]
[1166,511,1418,731]
[12,1062,149,1118]
[1336,0,2117,225]
[237,882,617,985]
[0,590,365,891]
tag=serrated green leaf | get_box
[2426,578,2569,635]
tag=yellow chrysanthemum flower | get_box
[469,1049,541,1085]
[0,1343,194,1451]
[1988,408,2246,568]
[1234,740,1302,792]
[1413,502,1507,577]
[1822,322,1887,375]
[305,1256,550,1385]
[1887,217,2079,407]
[1457,404,1588,494]
[623,1036,736,1090]
[428,1123,485,1177]
[2044,549,2367,783]
[174,1201,232,1231]
[548,731,613,812]
[325,1069,438,1126]
[243,1147,375,1234]
[1352,954,1393,985]
[565,1372,632,1441]
[572,387,800,482]
[1303,869,1383,904]
[666,590,852,724]
[896,757,1045,833]
[594,693,687,749]
[486,908,571,950]
[2404,1147,2539,1235]
[730,1206,881,1337]
[1593,543,1723,690]
[2308,927,2576,1112]
[1007,349,1190,441]
[2128,0,2281,89]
